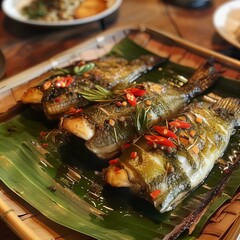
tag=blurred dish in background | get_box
[213,0,240,49]
[0,50,6,80]
[1,0,122,27]
[167,0,212,9]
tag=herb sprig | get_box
[73,63,95,75]
[80,85,113,102]
[135,105,151,135]
[52,62,95,77]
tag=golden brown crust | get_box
[74,0,107,19]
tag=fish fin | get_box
[213,97,240,126]
[184,60,219,98]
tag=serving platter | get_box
[1,0,122,27]
[213,0,240,49]
[0,25,239,240]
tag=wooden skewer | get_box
[0,197,41,240]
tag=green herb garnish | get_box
[80,85,113,102]
[52,68,71,76]
[50,62,95,78]
[22,2,47,20]
[135,105,151,135]
[73,63,95,76]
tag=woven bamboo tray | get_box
[0,24,239,240]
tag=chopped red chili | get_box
[145,134,176,148]
[41,143,49,148]
[169,120,191,129]
[125,87,146,97]
[55,76,74,88]
[153,126,177,139]
[150,189,161,199]
[126,92,137,106]
[121,143,131,150]
[130,151,138,159]
[109,158,119,165]
[116,101,122,107]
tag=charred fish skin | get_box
[60,61,219,159]
[42,76,94,120]
[84,55,162,89]
[103,97,240,213]
[83,82,187,159]
[21,55,161,120]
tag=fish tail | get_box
[184,60,219,98]
[213,97,240,126]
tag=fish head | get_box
[59,115,95,140]
[104,142,168,196]
[21,87,43,104]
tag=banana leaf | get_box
[0,38,239,240]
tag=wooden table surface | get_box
[0,0,239,239]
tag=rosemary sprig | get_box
[80,85,113,102]
[73,63,95,76]
[135,105,151,135]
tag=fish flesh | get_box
[60,61,219,159]
[103,97,240,213]
[21,55,161,119]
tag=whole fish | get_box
[103,97,240,213]
[21,55,160,119]
[60,61,219,159]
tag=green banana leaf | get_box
[0,38,239,240]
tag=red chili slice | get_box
[121,143,131,150]
[126,92,137,106]
[153,126,177,139]
[145,135,176,148]
[125,87,146,97]
[41,143,49,148]
[150,189,161,199]
[169,120,191,129]
[109,158,119,165]
[55,76,74,88]
[130,151,138,159]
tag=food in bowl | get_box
[21,0,111,22]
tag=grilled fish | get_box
[103,97,240,213]
[21,55,160,119]
[60,61,219,159]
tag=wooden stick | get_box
[0,197,42,240]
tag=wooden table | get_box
[0,0,239,239]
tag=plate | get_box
[1,0,122,27]
[213,0,240,48]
